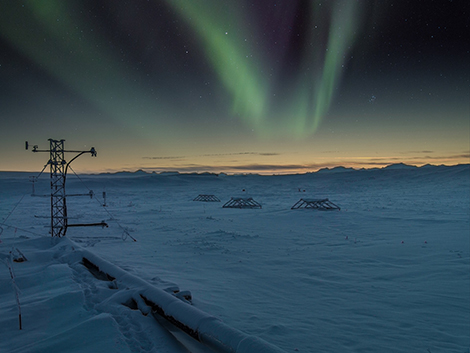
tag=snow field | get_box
[0,165,469,352]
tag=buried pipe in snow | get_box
[79,249,287,353]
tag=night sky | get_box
[1,0,468,174]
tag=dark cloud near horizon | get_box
[420,153,470,160]
[143,152,281,160]
[400,151,435,155]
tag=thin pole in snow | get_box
[5,256,22,330]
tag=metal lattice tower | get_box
[28,138,101,237]
[49,139,67,237]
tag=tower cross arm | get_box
[26,141,96,156]
[62,147,97,156]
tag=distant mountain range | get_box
[1,163,468,177]
[106,163,468,176]
[315,163,468,174]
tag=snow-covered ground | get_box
[1,164,469,353]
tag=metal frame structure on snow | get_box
[222,197,262,209]
[291,198,340,210]
[193,194,221,202]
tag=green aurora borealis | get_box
[0,0,468,173]
[164,0,362,136]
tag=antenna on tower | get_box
[27,139,108,237]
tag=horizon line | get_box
[2,162,468,176]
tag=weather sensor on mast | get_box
[26,139,107,237]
